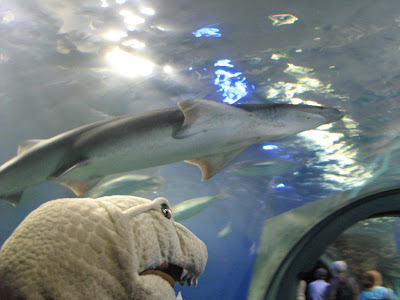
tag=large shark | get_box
[0,99,343,205]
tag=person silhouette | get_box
[308,268,330,300]
[359,270,399,300]
[325,261,359,300]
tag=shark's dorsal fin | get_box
[17,139,44,155]
[175,99,247,139]
[186,147,246,180]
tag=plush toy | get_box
[0,196,208,299]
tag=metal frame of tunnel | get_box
[264,188,400,300]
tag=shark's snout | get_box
[320,107,344,123]
[299,105,343,124]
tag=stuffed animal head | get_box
[0,196,208,300]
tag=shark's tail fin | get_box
[0,192,23,207]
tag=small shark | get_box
[228,159,296,177]
[172,191,230,222]
[0,99,343,205]
[217,222,232,239]
[83,173,162,198]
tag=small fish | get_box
[83,173,162,198]
[217,222,232,239]
[172,191,230,222]
[228,159,296,177]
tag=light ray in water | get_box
[121,39,146,49]
[262,145,279,151]
[105,47,154,77]
[268,14,298,26]
[140,7,155,16]
[214,59,248,104]
[214,59,234,68]
[100,0,109,8]
[192,27,221,38]
[103,30,127,42]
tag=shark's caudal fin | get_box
[0,192,23,207]
[186,148,246,180]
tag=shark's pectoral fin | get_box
[175,99,248,139]
[52,158,90,178]
[186,148,246,180]
[52,159,100,195]
[17,139,45,155]
[58,180,93,196]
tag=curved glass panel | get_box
[0,0,400,299]
[324,217,400,295]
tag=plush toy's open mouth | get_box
[140,261,199,288]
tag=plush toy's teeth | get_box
[178,280,185,287]
[179,269,199,288]
[159,261,169,270]
[188,277,195,287]
[176,291,183,300]
[180,268,188,280]
[186,272,197,287]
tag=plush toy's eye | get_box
[161,204,172,219]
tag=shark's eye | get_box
[161,204,172,219]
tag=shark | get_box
[0,99,343,205]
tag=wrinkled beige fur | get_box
[0,196,207,299]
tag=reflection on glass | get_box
[151,25,167,31]
[140,7,155,16]
[262,144,279,151]
[105,47,154,77]
[214,59,234,68]
[272,183,286,189]
[192,27,221,38]
[0,11,14,24]
[297,78,323,89]
[163,65,173,74]
[100,0,109,8]
[284,63,314,76]
[214,59,248,104]
[268,14,298,26]
[121,39,146,49]
[266,82,309,100]
[323,217,400,295]
[103,30,128,41]
[271,63,321,99]
[271,53,287,61]
[0,53,10,63]
[299,127,372,191]
[120,10,145,30]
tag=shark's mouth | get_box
[139,261,199,288]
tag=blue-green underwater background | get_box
[2,0,400,298]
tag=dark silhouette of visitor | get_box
[308,268,330,300]
[325,261,359,300]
